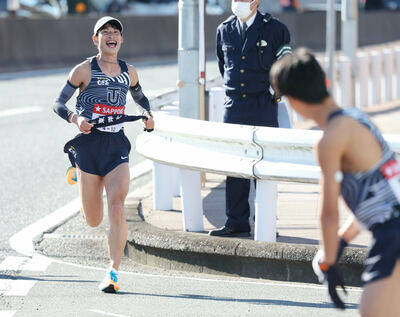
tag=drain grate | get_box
[43,233,107,240]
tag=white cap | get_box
[93,16,123,35]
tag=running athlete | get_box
[53,16,154,293]
[270,48,400,316]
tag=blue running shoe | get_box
[99,268,120,293]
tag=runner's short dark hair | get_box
[270,48,329,104]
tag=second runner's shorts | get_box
[362,215,400,285]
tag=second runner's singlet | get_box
[327,108,400,230]
[75,56,131,133]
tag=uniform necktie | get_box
[241,22,247,43]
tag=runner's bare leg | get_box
[359,259,400,317]
[76,166,104,227]
[104,163,129,270]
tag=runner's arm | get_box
[338,214,361,243]
[53,80,78,122]
[127,64,154,131]
[53,62,89,123]
[127,64,152,116]
[317,129,348,265]
[129,82,151,115]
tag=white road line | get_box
[9,197,81,257]
[47,256,362,293]
[88,309,131,317]
[0,106,42,118]
[0,280,37,296]
[9,159,361,295]
[9,160,152,257]
[0,256,27,271]
[0,255,51,272]
[0,311,17,317]
[20,254,52,271]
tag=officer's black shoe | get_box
[208,226,250,237]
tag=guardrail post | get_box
[180,169,204,231]
[395,47,400,100]
[383,49,394,102]
[152,107,181,210]
[254,180,277,242]
[370,51,382,105]
[159,106,181,197]
[277,101,292,128]
[209,86,225,122]
[153,163,174,210]
[357,52,369,108]
[339,55,352,107]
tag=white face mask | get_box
[231,1,253,20]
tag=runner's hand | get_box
[312,250,347,310]
[76,116,93,134]
[325,265,347,310]
[143,115,154,132]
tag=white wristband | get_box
[68,113,76,123]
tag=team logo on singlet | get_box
[107,87,121,105]
[93,104,124,115]
[97,77,110,86]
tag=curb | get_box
[125,199,366,287]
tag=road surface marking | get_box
[0,107,42,118]
[0,255,51,272]
[0,311,17,317]
[9,160,152,257]
[88,309,131,317]
[0,279,37,296]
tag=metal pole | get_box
[357,52,370,108]
[178,0,200,119]
[199,0,206,188]
[177,0,203,232]
[339,55,352,107]
[395,47,400,99]
[371,51,382,105]
[341,0,358,106]
[383,49,394,102]
[326,0,336,98]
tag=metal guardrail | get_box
[136,111,400,242]
[137,112,400,183]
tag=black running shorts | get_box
[362,216,400,285]
[64,128,131,176]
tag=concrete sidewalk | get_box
[38,100,400,287]
[137,174,371,247]
[123,173,368,287]
[123,100,400,286]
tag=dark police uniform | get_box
[216,11,291,233]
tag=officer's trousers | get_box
[223,93,278,232]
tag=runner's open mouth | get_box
[106,41,117,48]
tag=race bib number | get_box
[92,104,124,133]
[380,159,400,203]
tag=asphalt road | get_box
[0,60,365,316]
[0,58,220,261]
[4,256,362,317]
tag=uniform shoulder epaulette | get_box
[263,13,273,23]
[223,15,236,24]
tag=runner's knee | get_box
[82,207,103,227]
[108,202,125,225]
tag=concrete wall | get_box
[0,11,399,72]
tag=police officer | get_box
[209,0,291,237]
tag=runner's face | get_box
[94,24,123,54]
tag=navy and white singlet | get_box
[327,108,399,230]
[64,57,132,176]
[76,56,131,133]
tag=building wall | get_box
[0,11,399,72]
